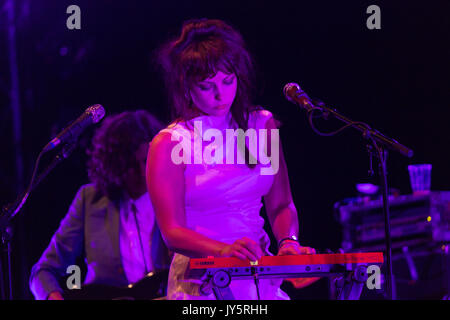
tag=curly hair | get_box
[87,110,163,200]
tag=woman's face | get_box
[189,71,237,117]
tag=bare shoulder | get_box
[249,107,280,129]
[150,130,175,149]
[265,116,280,130]
[148,130,186,171]
[263,111,281,130]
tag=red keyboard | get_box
[191,252,383,269]
[189,252,384,279]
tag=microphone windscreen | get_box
[86,104,106,123]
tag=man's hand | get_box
[47,291,64,300]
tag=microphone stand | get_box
[0,142,77,300]
[304,102,413,300]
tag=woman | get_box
[147,19,316,300]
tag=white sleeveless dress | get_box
[159,108,289,300]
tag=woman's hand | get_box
[277,240,316,256]
[219,237,263,261]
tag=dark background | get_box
[0,0,449,299]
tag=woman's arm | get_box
[146,132,262,260]
[263,117,315,255]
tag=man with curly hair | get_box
[29,110,170,300]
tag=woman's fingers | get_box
[278,245,299,256]
[230,250,247,260]
[278,242,317,256]
[299,246,316,254]
[238,237,263,260]
[225,237,263,261]
[234,246,259,261]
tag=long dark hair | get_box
[87,110,163,200]
[156,18,261,125]
[155,18,262,167]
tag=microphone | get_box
[283,83,317,112]
[43,104,105,152]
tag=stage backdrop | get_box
[0,0,449,299]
